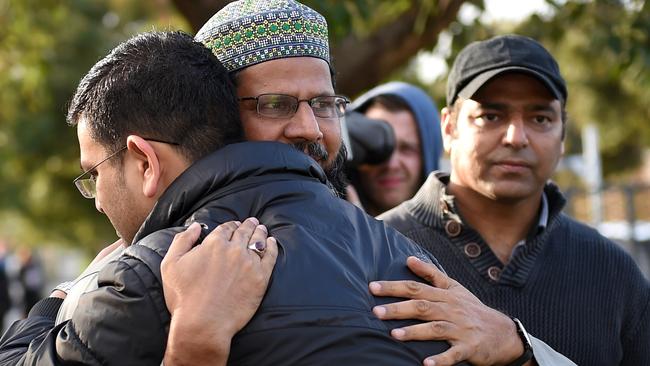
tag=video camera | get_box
[342,111,395,167]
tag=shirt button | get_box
[464,242,481,258]
[488,266,502,281]
[444,220,462,237]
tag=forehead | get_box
[364,106,419,140]
[236,57,334,97]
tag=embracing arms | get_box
[0,219,277,366]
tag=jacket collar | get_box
[133,141,327,243]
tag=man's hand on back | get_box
[161,218,278,366]
[370,256,532,366]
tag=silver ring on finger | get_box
[247,241,266,257]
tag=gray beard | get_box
[291,142,348,197]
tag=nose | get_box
[503,118,529,149]
[385,151,401,170]
[283,102,323,143]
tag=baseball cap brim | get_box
[457,66,565,104]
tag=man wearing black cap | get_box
[376,34,650,366]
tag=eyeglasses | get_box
[73,138,179,199]
[239,93,350,119]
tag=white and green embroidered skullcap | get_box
[195,0,330,72]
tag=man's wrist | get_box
[506,318,534,366]
[165,311,232,366]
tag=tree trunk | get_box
[171,0,233,32]
[170,0,467,96]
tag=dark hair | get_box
[67,31,243,163]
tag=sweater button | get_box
[444,220,462,237]
[487,266,502,281]
[464,242,481,258]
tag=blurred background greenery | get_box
[1,0,649,255]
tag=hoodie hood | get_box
[350,81,442,178]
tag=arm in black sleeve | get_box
[0,297,63,365]
[56,252,169,366]
[0,246,170,366]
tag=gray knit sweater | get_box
[380,172,650,366]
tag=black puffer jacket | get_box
[0,142,465,365]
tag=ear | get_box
[125,136,160,198]
[440,107,455,155]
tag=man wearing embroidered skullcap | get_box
[0,3,569,366]
[163,2,575,366]
[0,27,461,366]
[194,0,348,196]
[0,3,467,366]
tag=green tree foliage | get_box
[0,0,187,252]
[2,0,646,252]
[171,0,469,96]
[523,0,650,176]
[0,0,469,251]
[446,0,650,176]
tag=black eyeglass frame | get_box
[73,138,180,199]
[238,93,350,119]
